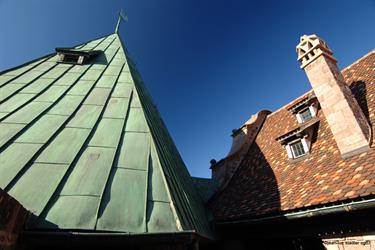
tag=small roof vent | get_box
[55,48,102,65]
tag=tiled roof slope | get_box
[0,33,212,238]
[209,49,375,221]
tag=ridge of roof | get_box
[267,90,314,118]
[341,48,375,73]
[116,32,214,239]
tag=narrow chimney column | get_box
[296,34,371,158]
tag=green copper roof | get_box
[0,33,213,238]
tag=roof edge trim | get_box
[22,230,206,247]
[0,53,54,75]
[216,197,375,226]
[341,48,375,73]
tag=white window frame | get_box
[296,105,317,124]
[285,138,309,159]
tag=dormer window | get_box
[296,106,316,123]
[299,108,313,122]
[276,118,319,160]
[287,139,308,158]
[287,94,319,124]
[55,48,102,65]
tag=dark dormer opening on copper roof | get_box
[55,48,102,65]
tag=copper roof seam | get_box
[127,61,209,235]
[121,51,193,229]
[0,36,116,125]
[85,145,117,149]
[94,80,134,229]
[149,134,184,232]
[116,166,147,171]
[12,141,43,145]
[0,63,63,111]
[0,54,53,86]
[0,81,78,153]
[1,31,213,239]
[0,39,112,153]
[45,45,125,220]
[58,194,101,197]
[18,36,120,218]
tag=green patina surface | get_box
[0,33,213,238]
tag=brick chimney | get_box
[296,34,371,158]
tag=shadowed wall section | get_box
[0,188,29,250]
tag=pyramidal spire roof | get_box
[0,31,213,239]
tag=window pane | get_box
[290,140,306,157]
[300,109,312,122]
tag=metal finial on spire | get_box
[115,9,128,33]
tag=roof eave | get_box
[215,197,375,226]
[21,230,208,248]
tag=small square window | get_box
[59,54,83,64]
[299,108,313,122]
[290,140,307,158]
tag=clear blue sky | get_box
[1,0,374,178]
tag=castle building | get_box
[208,35,375,249]
[0,15,374,250]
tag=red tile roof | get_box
[209,49,375,221]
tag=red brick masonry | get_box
[209,50,375,221]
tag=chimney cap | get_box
[296,34,336,69]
